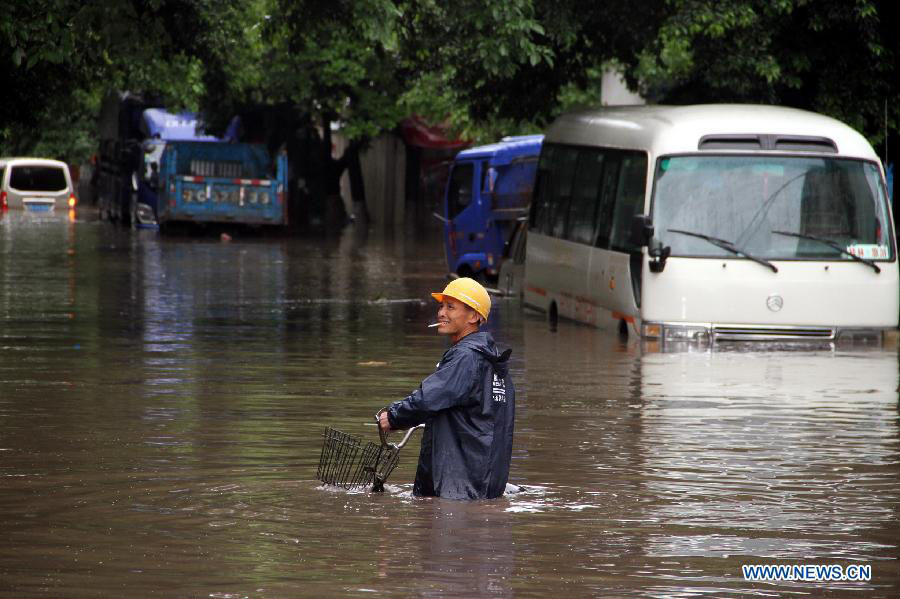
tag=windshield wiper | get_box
[771,230,881,274]
[668,229,779,273]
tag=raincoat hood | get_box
[458,331,512,377]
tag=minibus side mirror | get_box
[630,214,654,247]
[648,237,671,273]
[631,214,670,272]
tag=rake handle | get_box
[375,408,424,450]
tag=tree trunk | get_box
[346,144,370,223]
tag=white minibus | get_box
[524,104,898,345]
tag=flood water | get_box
[2,209,899,598]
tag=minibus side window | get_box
[447,163,474,219]
[609,153,649,252]
[594,154,622,248]
[530,146,556,232]
[565,149,605,245]
[549,148,579,238]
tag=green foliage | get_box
[393,0,558,142]
[0,0,221,161]
[629,0,899,150]
[1,0,898,166]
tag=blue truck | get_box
[439,134,543,282]
[96,96,288,229]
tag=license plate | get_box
[23,197,55,211]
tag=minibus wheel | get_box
[548,301,558,332]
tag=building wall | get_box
[359,134,406,226]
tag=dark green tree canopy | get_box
[1,0,897,164]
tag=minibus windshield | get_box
[652,155,893,262]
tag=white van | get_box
[0,157,76,211]
[524,104,898,345]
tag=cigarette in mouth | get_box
[428,322,441,328]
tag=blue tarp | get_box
[140,109,241,143]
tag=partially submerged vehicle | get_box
[525,104,898,346]
[0,158,76,212]
[95,96,288,230]
[439,135,542,282]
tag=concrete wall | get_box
[359,134,406,226]
[329,130,407,226]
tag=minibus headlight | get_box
[662,325,711,343]
[642,323,662,338]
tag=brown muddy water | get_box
[1,209,899,598]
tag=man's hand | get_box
[378,410,393,434]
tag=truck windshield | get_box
[652,155,893,261]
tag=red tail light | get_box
[1,190,7,209]
[67,194,77,208]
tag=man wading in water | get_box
[378,278,515,500]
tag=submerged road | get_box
[1,209,899,597]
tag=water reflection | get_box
[639,351,900,559]
[1,216,899,597]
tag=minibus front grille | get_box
[712,325,835,341]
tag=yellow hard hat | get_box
[431,277,491,321]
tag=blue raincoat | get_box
[387,331,515,500]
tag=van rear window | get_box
[9,165,68,192]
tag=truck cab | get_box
[441,135,543,282]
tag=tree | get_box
[0,0,221,162]
[185,0,411,224]
[397,0,661,135]
[3,0,898,202]
[623,0,899,156]
[198,0,658,224]
[399,0,898,155]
